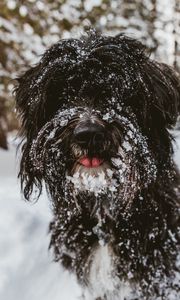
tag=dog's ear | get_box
[144,62,180,128]
[15,64,45,138]
[15,64,46,201]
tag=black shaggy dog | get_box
[15,32,180,300]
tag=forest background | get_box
[0,0,180,145]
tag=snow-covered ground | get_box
[0,133,180,300]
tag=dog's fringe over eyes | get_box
[14,31,180,299]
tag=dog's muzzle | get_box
[73,119,107,168]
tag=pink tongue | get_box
[79,157,103,168]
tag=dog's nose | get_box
[74,121,105,148]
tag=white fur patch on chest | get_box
[84,244,131,300]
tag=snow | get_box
[0,131,180,300]
[84,0,102,12]
[66,160,119,196]
[1,0,180,96]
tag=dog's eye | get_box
[110,121,123,132]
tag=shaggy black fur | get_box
[15,32,180,300]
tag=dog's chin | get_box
[66,159,118,196]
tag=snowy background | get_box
[0,132,180,300]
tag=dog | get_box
[15,31,180,299]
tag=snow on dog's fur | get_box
[15,31,180,299]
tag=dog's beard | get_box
[29,107,157,221]
[65,145,139,221]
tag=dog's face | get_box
[15,33,180,220]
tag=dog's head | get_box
[15,32,180,219]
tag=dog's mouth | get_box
[66,152,117,196]
[71,154,110,175]
[79,156,104,168]
[69,143,110,174]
